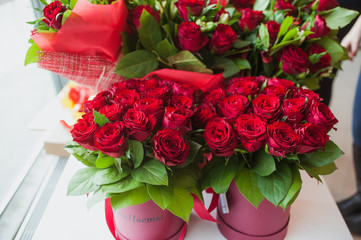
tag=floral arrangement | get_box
[66,77,206,222]
[198,75,343,209]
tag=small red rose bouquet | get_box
[25,0,128,91]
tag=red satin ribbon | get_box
[191,193,219,223]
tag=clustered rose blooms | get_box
[202,76,338,157]
[71,78,201,166]
[130,5,160,29]
[42,1,67,30]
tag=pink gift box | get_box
[217,181,290,240]
[114,200,185,240]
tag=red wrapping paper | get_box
[32,0,128,62]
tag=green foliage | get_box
[156,39,179,61]
[166,187,193,222]
[279,164,302,209]
[93,167,130,185]
[111,187,151,210]
[251,149,276,176]
[147,184,174,210]
[102,176,144,193]
[324,7,359,30]
[318,38,347,65]
[67,168,99,196]
[131,159,168,186]
[93,110,110,127]
[259,24,270,49]
[128,140,144,168]
[139,10,162,51]
[24,43,41,66]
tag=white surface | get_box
[32,157,352,240]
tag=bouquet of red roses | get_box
[199,75,342,209]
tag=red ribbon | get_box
[191,193,219,223]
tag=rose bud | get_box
[113,89,140,110]
[219,94,249,120]
[265,21,281,44]
[274,0,296,15]
[99,104,124,122]
[308,44,331,74]
[83,91,111,113]
[282,98,307,124]
[235,114,267,152]
[123,109,156,141]
[176,22,209,52]
[314,0,339,12]
[94,121,128,158]
[230,0,255,9]
[204,117,238,157]
[227,78,259,96]
[162,107,193,134]
[42,1,67,30]
[309,15,330,39]
[71,113,97,151]
[204,88,226,105]
[134,97,164,123]
[296,123,329,154]
[192,103,217,129]
[210,24,237,54]
[153,129,189,166]
[175,0,205,21]
[252,94,282,122]
[306,101,338,131]
[280,45,310,75]
[266,121,300,157]
[214,8,229,22]
[130,5,160,29]
[239,8,264,32]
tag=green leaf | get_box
[171,165,199,188]
[121,31,137,56]
[102,176,144,193]
[317,38,346,65]
[115,50,159,79]
[166,187,193,222]
[62,10,72,25]
[70,0,77,9]
[309,52,327,64]
[179,65,213,74]
[93,110,110,127]
[138,10,162,51]
[277,16,293,41]
[257,162,292,206]
[317,162,338,175]
[234,167,265,208]
[87,189,111,209]
[131,159,168,185]
[67,168,98,196]
[155,39,179,61]
[303,78,320,90]
[301,140,343,167]
[282,28,298,43]
[95,152,114,168]
[252,149,276,176]
[259,24,270,49]
[146,184,174,210]
[111,187,150,210]
[93,167,130,185]
[324,7,359,30]
[128,140,144,169]
[253,0,270,10]
[233,39,251,49]
[24,43,41,66]
[279,164,302,210]
[233,58,251,70]
[211,158,241,194]
[211,57,240,78]
[39,0,48,6]
[181,140,202,168]
[168,50,206,68]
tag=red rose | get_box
[219,94,249,119]
[282,98,307,124]
[130,5,160,29]
[280,45,310,75]
[210,24,237,54]
[266,121,300,157]
[192,103,217,129]
[267,77,295,89]
[306,101,338,131]
[170,95,194,110]
[308,44,331,74]
[113,89,140,110]
[252,94,281,122]
[153,129,189,166]
[227,78,259,96]
[204,118,238,157]
[99,104,124,122]
[230,0,255,9]
[296,123,329,154]
[265,21,281,44]
[136,79,159,93]
[134,97,164,123]
[315,0,339,12]
[309,15,330,39]
[175,0,205,21]
[239,8,264,32]
[71,113,97,151]
[292,88,320,105]
[204,88,226,105]
[172,83,197,99]
[274,0,296,14]
[94,121,128,158]
[110,80,138,95]
[144,87,170,101]
[123,109,156,141]
[42,1,67,29]
[177,22,209,52]
[263,85,288,98]
[235,114,267,152]
[162,107,193,134]
[83,91,110,113]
